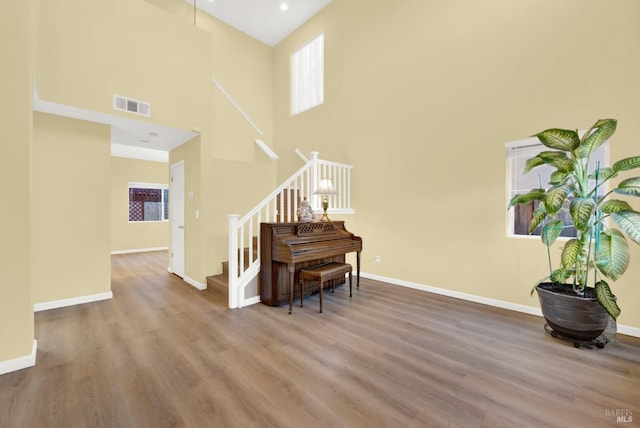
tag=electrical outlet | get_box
[375,256,381,263]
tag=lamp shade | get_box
[314,178,337,195]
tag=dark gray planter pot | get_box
[536,283,610,341]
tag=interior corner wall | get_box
[31,113,111,304]
[273,0,640,329]
[0,0,35,364]
[110,156,170,252]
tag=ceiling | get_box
[190,0,333,47]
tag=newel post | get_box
[227,214,239,309]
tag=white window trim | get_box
[128,182,169,223]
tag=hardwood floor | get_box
[1,250,639,427]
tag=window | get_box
[128,183,169,222]
[291,33,324,115]
[505,135,609,237]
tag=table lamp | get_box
[314,178,337,222]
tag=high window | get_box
[291,33,324,115]
[505,136,609,237]
[128,183,169,222]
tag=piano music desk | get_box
[296,262,353,314]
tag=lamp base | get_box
[319,211,330,222]
[320,198,330,222]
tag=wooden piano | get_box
[260,221,362,306]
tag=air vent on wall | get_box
[113,94,151,117]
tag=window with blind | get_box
[291,33,324,115]
[505,135,609,237]
[128,183,169,222]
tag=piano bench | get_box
[296,262,353,314]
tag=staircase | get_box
[224,151,354,309]
[206,237,258,303]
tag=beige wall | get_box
[110,157,170,252]
[0,0,35,362]
[31,113,111,304]
[273,0,640,329]
[36,0,212,133]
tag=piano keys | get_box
[260,221,362,306]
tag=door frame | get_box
[170,160,185,278]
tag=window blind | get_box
[291,33,324,115]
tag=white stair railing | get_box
[227,152,354,308]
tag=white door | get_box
[171,161,185,278]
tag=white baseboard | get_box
[361,272,640,338]
[184,276,207,290]
[617,324,640,338]
[168,269,206,291]
[242,296,261,307]
[111,247,168,255]
[34,291,113,312]
[0,340,37,376]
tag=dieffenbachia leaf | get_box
[600,199,633,214]
[595,280,621,320]
[508,188,545,208]
[595,229,630,280]
[549,170,569,185]
[569,198,594,231]
[529,208,547,235]
[544,185,571,215]
[560,239,580,269]
[550,268,571,284]
[614,177,640,197]
[613,156,640,173]
[578,119,617,159]
[535,128,580,152]
[611,210,640,245]
[524,151,574,174]
[541,220,564,246]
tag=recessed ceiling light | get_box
[280,3,288,11]
[148,131,159,137]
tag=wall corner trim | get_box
[0,340,37,376]
[34,292,113,312]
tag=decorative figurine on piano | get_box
[297,197,315,223]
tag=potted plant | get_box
[509,118,640,344]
